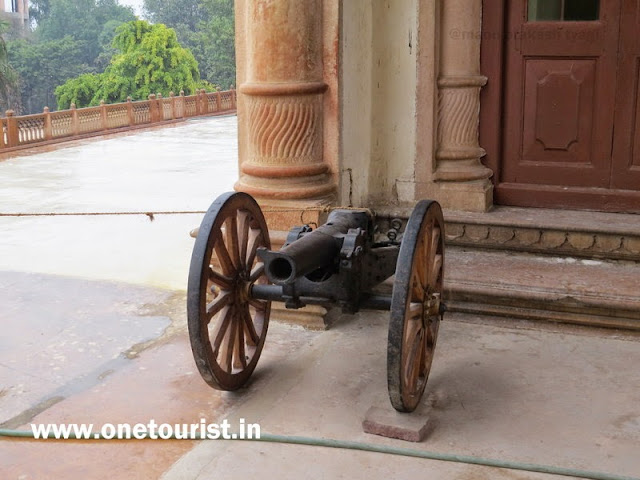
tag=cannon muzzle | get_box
[258,210,370,285]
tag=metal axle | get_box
[250,284,392,311]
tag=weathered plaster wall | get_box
[340,1,373,206]
[341,0,419,207]
[370,0,418,205]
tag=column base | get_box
[270,303,329,330]
[417,179,493,212]
[234,173,336,202]
[241,196,334,232]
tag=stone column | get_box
[432,0,493,211]
[235,0,335,217]
[235,0,338,329]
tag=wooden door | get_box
[611,0,640,190]
[494,0,640,211]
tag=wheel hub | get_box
[424,292,440,318]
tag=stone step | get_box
[375,205,640,262]
[372,205,640,330]
[445,246,640,330]
[444,206,640,261]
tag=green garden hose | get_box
[0,428,637,480]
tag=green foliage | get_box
[142,0,235,88]
[7,0,135,113]
[55,20,203,108]
[9,0,234,113]
[54,72,101,109]
[143,0,204,31]
[198,0,235,89]
[8,36,89,113]
[29,0,51,26]
[36,0,136,68]
[0,20,18,111]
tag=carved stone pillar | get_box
[235,0,335,218]
[235,0,338,329]
[432,0,493,211]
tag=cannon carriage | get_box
[187,191,445,412]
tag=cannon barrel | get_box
[258,210,368,285]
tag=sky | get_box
[119,0,145,18]
[2,0,145,18]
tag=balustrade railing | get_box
[0,89,236,150]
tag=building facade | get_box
[1,0,29,35]
[234,0,640,216]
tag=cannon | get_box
[187,191,445,412]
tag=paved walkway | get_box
[0,115,239,290]
[1,117,639,480]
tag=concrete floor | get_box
[1,117,639,479]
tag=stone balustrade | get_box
[0,89,236,150]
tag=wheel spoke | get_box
[214,236,235,277]
[246,228,263,268]
[427,227,440,271]
[219,312,237,372]
[421,318,438,373]
[417,234,429,290]
[429,226,440,256]
[206,291,232,322]
[249,298,267,311]
[408,302,423,320]
[243,307,260,346]
[429,253,443,290]
[225,216,241,270]
[249,262,265,283]
[411,270,425,302]
[427,318,439,347]
[237,210,251,272]
[208,267,232,290]
[211,305,233,354]
[403,327,424,394]
[234,312,247,369]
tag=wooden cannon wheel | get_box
[387,200,445,412]
[187,192,271,390]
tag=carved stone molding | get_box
[234,0,335,203]
[444,223,640,261]
[244,91,324,167]
[373,209,640,261]
[435,75,492,182]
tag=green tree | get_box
[8,0,136,113]
[143,0,204,31]
[142,0,235,88]
[53,72,101,109]
[55,20,204,108]
[36,0,136,68]
[0,20,18,111]
[29,0,51,26]
[198,0,235,88]
[8,36,88,113]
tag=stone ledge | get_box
[445,247,640,331]
[447,301,640,331]
[445,224,640,261]
[373,205,640,261]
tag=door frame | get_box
[479,0,640,213]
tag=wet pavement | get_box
[0,116,245,477]
[0,115,239,290]
[1,116,639,479]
